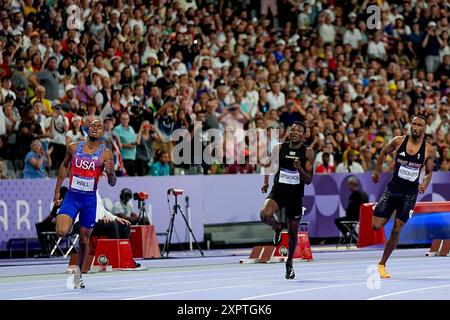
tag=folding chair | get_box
[42,231,79,258]
[336,221,359,249]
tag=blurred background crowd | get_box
[0,0,449,179]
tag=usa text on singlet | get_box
[69,141,105,193]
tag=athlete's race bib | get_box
[279,169,300,185]
[398,165,420,182]
[71,176,95,192]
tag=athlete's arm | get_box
[372,136,403,183]
[294,148,314,185]
[261,143,281,193]
[102,148,117,187]
[419,143,435,193]
[53,143,76,205]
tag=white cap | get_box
[349,12,357,18]
[428,21,437,28]
[65,84,76,92]
[276,39,286,46]
[111,10,120,16]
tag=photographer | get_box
[112,188,138,224]
[422,21,444,73]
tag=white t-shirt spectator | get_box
[112,200,134,218]
[343,28,362,49]
[319,23,336,44]
[367,40,387,60]
[266,91,286,110]
[335,161,364,173]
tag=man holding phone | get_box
[422,21,444,73]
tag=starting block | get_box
[93,239,135,269]
[240,232,313,263]
[426,239,450,257]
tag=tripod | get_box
[136,200,149,225]
[164,193,204,257]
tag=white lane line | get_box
[1,254,444,287]
[3,258,446,294]
[123,267,450,301]
[14,266,450,300]
[367,284,450,300]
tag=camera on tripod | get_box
[167,188,184,196]
[133,191,148,201]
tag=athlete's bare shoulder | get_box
[384,135,405,153]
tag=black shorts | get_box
[373,185,418,223]
[267,185,303,221]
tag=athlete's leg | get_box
[77,225,92,281]
[286,217,300,262]
[378,191,417,277]
[372,189,397,230]
[283,198,302,280]
[55,215,73,237]
[55,191,78,237]
[379,218,405,266]
[372,216,389,231]
[260,198,281,229]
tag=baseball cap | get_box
[65,84,76,92]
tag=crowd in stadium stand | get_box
[0,0,449,179]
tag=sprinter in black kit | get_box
[371,114,434,278]
[260,121,314,279]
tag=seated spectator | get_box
[112,188,139,224]
[23,138,52,179]
[34,186,68,257]
[335,176,369,239]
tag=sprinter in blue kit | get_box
[53,119,117,289]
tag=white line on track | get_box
[367,284,450,300]
[2,258,447,294]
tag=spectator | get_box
[0,0,449,177]
[114,112,137,176]
[65,116,86,146]
[150,150,170,176]
[335,150,364,173]
[111,188,138,225]
[315,152,335,173]
[23,138,52,179]
[135,120,158,176]
[334,176,369,240]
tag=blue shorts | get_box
[58,189,97,229]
